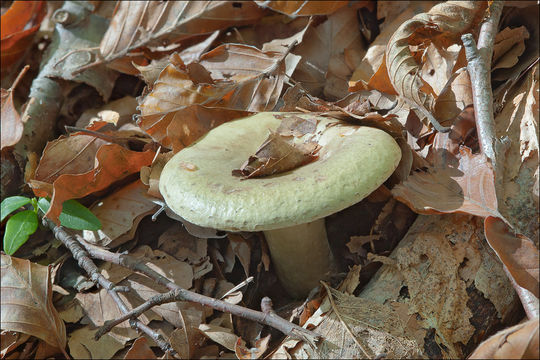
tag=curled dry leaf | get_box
[350,1,438,85]
[484,216,539,299]
[385,1,487,111]
[235,334,271,360]
[100,1,265,63]
[0,255,67,354]
[31,144,156,225]
[469,318,539,359]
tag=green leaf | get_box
[3,210,38,255]
[37,198,101,231]
[1,196,32,222]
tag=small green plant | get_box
[1,196,101,255]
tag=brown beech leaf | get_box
[0,331,30,358]
[82,180,158,248]
[68,326,125,359]
[232,130,320,179]
[492,26,530,71]
[169,303,206,359]
[254,1,349,16]
[469,318,539,359]
[139,44,288,151]
[100,1,265,63]
[0,255,67,354]
[385,1,487,111]
[292,5,366,99]
[484,216,539,298]
[124,337,156,359]
[392,147,500,218]
[0,1,46,74]
[0,88,23,149]
[34,135,109,183]
[1,65,28,149]
[31,144,156,225]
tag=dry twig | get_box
[75,236,321,345]
[44,219,177,356]
[461,0,504,173]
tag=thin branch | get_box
[44,220,177,356]
[76,236,321,345]
[461,0,504,170]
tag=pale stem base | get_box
[264,218,333,298]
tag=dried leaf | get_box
[124,337,156,359]
[492,26,530,71]
[469,318,539,359]
[495,64,539,238]
[82,180,158,248]
[158,224,208,265]
[100,1,265,62]
[169,303,205,359]
[31,144,155,225]
[101,246,195,328]
[68,326,125,360]
[0,1,46,73]
[139,44,287,151]
[135,31,220,87]
[392,147,500,218]
[235,335,271,359]
[0,255,67,353]
[0,89,23,149]
[228,234,251,278]
[232,130,320,178]
[350,2,438,84]
[75,288,146,344]
[198,324,239,351]
[346,235,381,255]
[0,331,30,358]
[254,1,349,16]
[385,1,487,111]
[292,6,366,99]
[34,135,109,183]
[484,216,539,298]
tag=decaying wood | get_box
[288,214,521,359]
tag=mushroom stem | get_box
[263,218,333,298]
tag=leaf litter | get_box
[0,0,538,359]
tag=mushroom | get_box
[159,112,401,298]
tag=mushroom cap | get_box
[160,112,401,232]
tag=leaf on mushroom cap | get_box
[232,114,321,178]
[232,131,320,178]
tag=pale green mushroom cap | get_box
[159,112,401,232]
